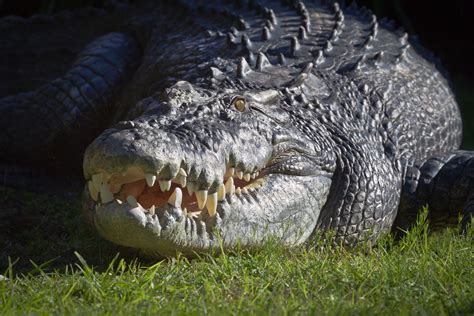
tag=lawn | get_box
[0,186,473,315]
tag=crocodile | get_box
[0,0,473,257]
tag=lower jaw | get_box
[86,173,332,257]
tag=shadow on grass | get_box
[0,186,146,274]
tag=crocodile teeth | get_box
[186,182,196,195]
[159,180,171,191]
[217,183,226,201]
[127,195,139,208]
[235,187,242,195]
[92,173,103,191]
[116,199,123,204]
[225,167,235,178]
[149,205,155,215]
[178,168,187,177]
[225,177,235,195]
[174,175,187,188]
[206,192,217,217]
[243,173,251,182]
[168,187,182,208]
[196,190,208,210]
[100,184,114,204]
[251,173,257,179]
[145,174,156,187]
[88,181,98,201]
[236,171,243,179]
[241,187,248,194]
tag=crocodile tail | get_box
[0,8,141,167]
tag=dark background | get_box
[1,0,473,147]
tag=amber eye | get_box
[233,97,247,112]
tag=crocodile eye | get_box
[233,97,247,112]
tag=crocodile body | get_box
[0,1,472,257]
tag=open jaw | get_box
[84,156,332,257]
[87,165,264,220]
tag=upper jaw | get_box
[83,119,273,187]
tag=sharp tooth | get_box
[116,199,123,204]
[149,205,155,215]
[100,184,114,203]
[126,195,139,208]
[168,187,183,208]
[179,168,187,176]
[186,182,195,195]
[241,187,248,194]
[236,171,243,179]
[88,181,98,201]
[159,180,171,191]
[225,177,235,195]
[196,190,208,210]
[235,187,242,195]
[217,183,226,201]
[251,173,257,179]
[145,174,157,187]
[225,167,235,178]
[174,175,187,188]
[180,176,187,187]
[206,192,217,216]
[92,173,103,191]
[243,173,251,182]
[183,207,188,215]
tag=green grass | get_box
[0,188,473,315]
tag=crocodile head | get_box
[83,79,335,257]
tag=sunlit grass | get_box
[0,189,473,315]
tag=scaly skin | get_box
[1,1,472,257]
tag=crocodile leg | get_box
[315,147,402,245]
[0,32,141,168]
[396,151,474,232]
[0,32,141,192]
[0,6,144,188]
